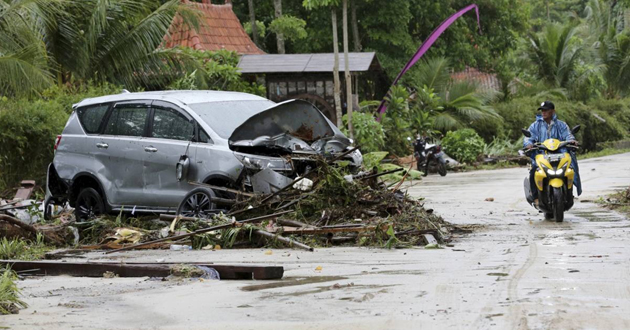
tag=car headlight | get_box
[234,153,292,170]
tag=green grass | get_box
[578,148,630,160]
[0,236,52,261]
[0,269,27,314]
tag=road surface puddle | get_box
[572,210,624,222]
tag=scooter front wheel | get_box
[553,187,565,222]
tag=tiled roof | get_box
[451,66,501,91]
[164,1,264,55]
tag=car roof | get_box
[74,90,268,108]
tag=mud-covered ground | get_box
[3,153,630,330]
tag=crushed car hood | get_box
[229,100,351,155]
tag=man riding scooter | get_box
[524,101,582,208]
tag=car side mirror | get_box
[571,125,581,134]
[521,129,532,138]
[176,155,190,182]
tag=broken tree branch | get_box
[392,162,414,192]
[252,229,314,251]
[0,214,61,245]
[105,210,294,254]
[358,168,404,181]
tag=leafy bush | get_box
[0,83,122,191]
[381,86,413,156]
[483,137,522,157]
[441,129,486,164]
[168,48,265,96]
[342,112,385,153]
[491,97,627,151]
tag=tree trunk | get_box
[248,0,259,47]
[332,9,343,127]
[546,0,550,20]
[273,0,285,54]
[343,0,354,139]
[351,0,361,52]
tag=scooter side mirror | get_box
[571,125,581,134]
[521,129,532,138]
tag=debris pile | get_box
[1,157,452,253]
[106,159,452,252]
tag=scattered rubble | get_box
[2,151,453,256]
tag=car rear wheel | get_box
[177,188,217,219]
[75,187,105,222]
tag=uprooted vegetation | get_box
[1,156,453,252]
[600,187,630,216]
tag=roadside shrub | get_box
[342,112,385,153]
[492,97,627,151]
[0,83,122,191]
[591,98,630,135]
[441,129,485,164]
[168,48,266,96]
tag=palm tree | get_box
[1,0,200,96]
[433,81,501,131]
[584,0,630,98]
[406,57,501,132]
[0,0,60,96]
[526,23,582,88]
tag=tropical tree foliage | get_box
[0,0,200,96]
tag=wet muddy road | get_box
[4,153,630,330]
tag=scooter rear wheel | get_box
[553,187,565,222]
[438,162,447,176]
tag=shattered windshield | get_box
[188,100,275,139]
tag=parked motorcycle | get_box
[409,136,447,177]
[521,125,580,222]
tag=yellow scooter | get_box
[521,126,580,222]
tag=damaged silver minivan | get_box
[45,90,361,220]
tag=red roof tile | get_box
[451,66,501,91]
[164,1,264,55]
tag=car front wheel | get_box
[177,188,217,219]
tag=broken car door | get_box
[141,101,196,207]
[95,101,150,206]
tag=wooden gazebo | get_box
[238,52,386,123]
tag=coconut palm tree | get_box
[406,57,501,132]
[583,0,630,98]
[526,22,582,88]
[0,0,61,96]
[1,0,200,96]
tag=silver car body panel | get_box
[53,91,272,212]
[51,90,359,213]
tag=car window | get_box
[188,100,275,139]
[104,105,149,137]
[198,128,212,143]
[77,104,109,134]
[151,108,194,141]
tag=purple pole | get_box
[376,4,482,116]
